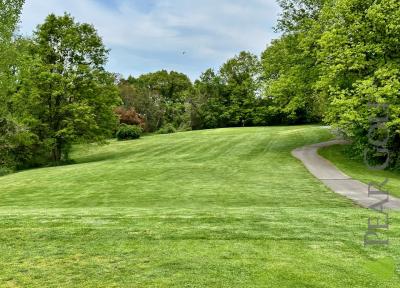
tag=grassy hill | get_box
[0,126,399,287]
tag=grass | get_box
[319,144,400,198]
[0,126,399,287]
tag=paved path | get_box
[292,140,400,210]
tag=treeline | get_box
[266,0,400,168]
[1,0,399,173]
[117,0,400,169]
[118,50,314,134]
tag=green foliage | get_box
[0,117,45,171]
[12,14,120,164]
[0,166,13,177]
[0,0,26,171]
[190,52,275,129]
[156,123,176,134]
[261,34,323,123]
[276,0,325,33]
[0,0,24,116]
[0,0,25,111]
[317,0,400,166]
[270,0,400,167]
[261,0,326,124]
[189,69,227,129]
[119,52,276,132]
[220,51,263,126]
[118,70,192,132]
[116,124,142,140]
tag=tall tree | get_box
[219,51,262,126]
[276,0,326,33]
[261,33,323,123]
[318,0,400,166]
[190,69,227,129]
[0,0,26,173]
[261,0,326,124]
[0,0,25,116]
[14,14,120,163]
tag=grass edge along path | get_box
[319,144,400,199]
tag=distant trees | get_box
[189,68,226,129]
[118,70,192,132]
[119,51,292,132]
[220,51,263,126]
[189,51,275,129]
[135,70,192,130]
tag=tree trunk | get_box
[52,141,62,164]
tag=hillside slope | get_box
[0,126,399,287]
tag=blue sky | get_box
[20,0,281,80]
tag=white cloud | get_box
[20,0,281,80]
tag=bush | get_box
[177,123,192,132]
[0,167,14,177]
[116,124,142,141]
[156,123,176,134]
[114,107,145,128]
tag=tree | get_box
[219,51,263,126]
[318,0,400,167]
[190,69,227,129]
[118,71,192,132]
[0,0,24,115]
[14,14,120,163]
[0,0,27,172]
[261,0,327,124]
[276,0,326,33]
[136,70,192,128]
[191,52,275,129]
[261,33,323,123]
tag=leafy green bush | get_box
[156,123,177,134]
[177,123,192,132]
[0,167,14,177]
[116,124,142,141]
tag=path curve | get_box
[292,140,400,210]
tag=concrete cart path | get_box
[292,140,400,210]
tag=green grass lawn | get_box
[319,144,400,198]
[0,126,399,287]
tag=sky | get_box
[19,0,281,80]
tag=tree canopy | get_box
[267,0,400,168]
[2,0,400,172]
[3,13,120,170]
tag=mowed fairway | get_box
[0,126,399,287]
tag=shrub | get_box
[114,107,145,128]
[156,123,176,134]
[177,123,192,132]
[116,124,142,141]
[0,167,14,177]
